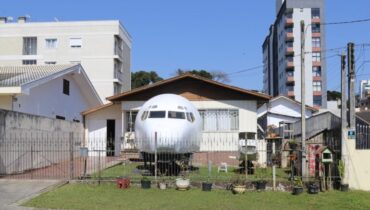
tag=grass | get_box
[24,183,370,210]
[93,163,289,182]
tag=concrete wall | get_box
[0,20,132,101]
[346,139,370,191]
[0,109,83,175]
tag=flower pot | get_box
[202,182,212,191]
[116,177,130,189]
[141,179,151,189]
[158,182,167,190]
[308,184,319,194]
[292,186,304,195]
[232,185,246,194]
[340,184,349,192]
[255,181,267,190]
[176,178,190,190]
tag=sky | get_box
[1,0,370,92]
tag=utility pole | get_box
[300,20,307,179]
[340,53,348,185]
[347,43,356,129]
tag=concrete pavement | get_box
[0,179,64,210]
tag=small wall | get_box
[347,139,370,191]
[0,109,83,175]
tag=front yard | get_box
[24,183,370,210]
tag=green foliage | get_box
[327,90,341,101]
[294,176,303,187]
[175,69,229,82]
[131,71,163,89]
[338,160,345,179]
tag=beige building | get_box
[0,17,132,102]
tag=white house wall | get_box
[85,104,122,156]
[13,74,90,122]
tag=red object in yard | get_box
[116,177,130,189]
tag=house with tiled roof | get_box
[0,64,102,122]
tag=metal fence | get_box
[356,124,370,150]
[0,130,342,190]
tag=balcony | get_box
[313,91,322,96]
[286,75,294,84]
[286,47,294,56]
[312,18,321,24]
[285,18,294,28]
[313,61,321,67]
[312,47,321,52]
[114,69,123,83]
[286,32,294,41]
[313,76,321,81]
[312,32,321,38]
[287,91,295,97]
[286,61,294,69]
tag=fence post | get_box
[154,132,158,183]
[69,132,74,180]
[272,141,276,191]
[31,143,34,179]
[244,139,248,179]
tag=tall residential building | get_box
[359,80,370,100]
[262,0,327,108]
[0,17,132,102]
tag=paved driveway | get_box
[0,179,63,210]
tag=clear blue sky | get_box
[1,0,370,92]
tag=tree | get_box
[131,71,163,89]
[175,69,229,82]
[327,90,341,101]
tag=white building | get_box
[359,80,370,100]
[263,0,327,108]
[0,64,102,122]
[82,74,270,165]
[0,18,132,102]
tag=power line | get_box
[321,18,370,26]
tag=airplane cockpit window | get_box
[168,111,185,119]
[186,112,195,122]
[149,111,166,118]
[141,111,149,121]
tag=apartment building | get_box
[0,17,132,102]
[262,0,327,108]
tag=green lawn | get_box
[24,183,370,210]
[94,163,289,182]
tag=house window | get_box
[198,109,239,131]
[56,115,65,120]
[312,24,321,33]
[23,37,37,55]
[313,96,322,106]
[313,66,321,76]
[45,38,58,48]
[45,61,57,65]
[22,60,37,65]
[63,79,70,95]
[69,38,82,48]
[312,37,321,47]
[312,52,321,62]
[126,111,138,131]
[312,8,320,19]
[313,81,322,91]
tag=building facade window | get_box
[312,8,320,19]
[312,52,321,62]
[313,81,322,91]
[45,38,58,48]
[63,79,70,95]
[126,111,138,131]
[313,96,322,106]
[23,37,37,55]
[312,37,321,47]
[22,60,37,65]
[198,109,239,131]
[69,38,82,48]
[114,83,122,94]
[56,115,66,120]
[313,66,321,76]
[312,24,321,33]
[45,61,57,65]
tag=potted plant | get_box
[202,161,212,191]
[308,181,319,194]
[288,140,298,150]
[292,176,304,195]
[141,176,151,189]
[116,176,130,189]
[175,175,190,191]
[254,168,267,191]
[338,160,349,192]
[158,174,167,190]
[231,176,246,194]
